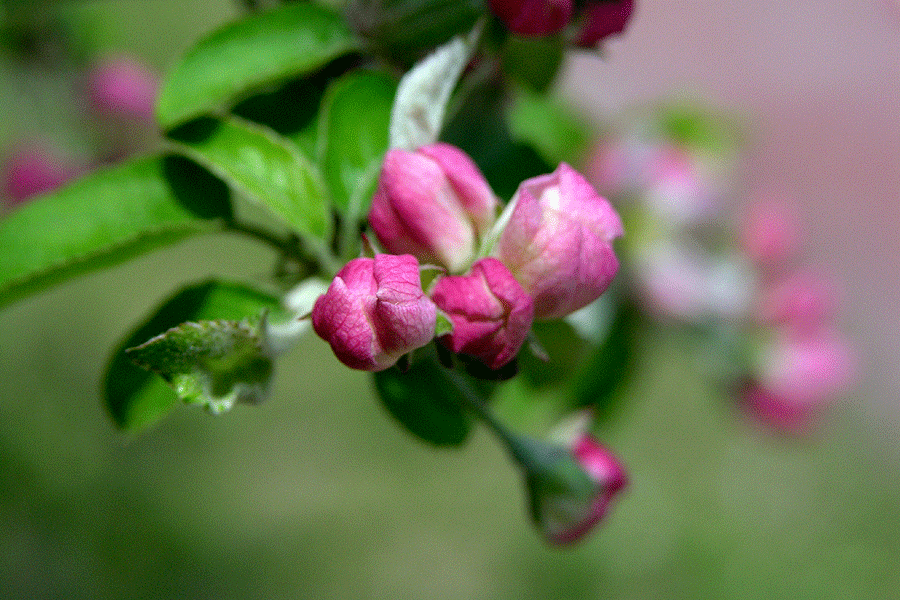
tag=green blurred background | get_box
[2,2,900,599]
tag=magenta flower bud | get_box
[312,254,436,371]
[488,0,573,37]
[526,433,628,546]
[431,257,534,369]
[575,0,636,48]
[85,55,159,120]
[369,143,497,273]
[2,143,78,205]
[495,163,623,320]
[739,197,802,268]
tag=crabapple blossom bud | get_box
[488,0,573,37]
[431,257,534,369]
[495,163,623,319]
[525,433,627,545]
[85,55,158,120]
[2,142,78,205]
[575,0,636,48]
[369,143,497,273]
[312,254,436,371]
[739,197,801,267]
[758,271,835,332]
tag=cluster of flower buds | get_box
[488,0,636,48]
[313,142,623,373]
[586,108,854,433]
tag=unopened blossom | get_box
[758,271,835,332]
[739,197,802,268]
[526,433,628,546]
[368,143,497,273]
[575,0,636,48]
[488,0,573,37]
[431,257,534,369]
[85,55,159,120]
[495,163,623,319]
[2,142,78,205]
[312,254,436,371]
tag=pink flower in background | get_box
[85,55,159,120]
[2,142,79,205]
[312,254,436,371]
[495,163,623,319]
[575,0,636,48]
[488,0,573,37]
[369,143,497,273]
[431,257,534,369]
[758,271,835,332]
[739,197,802,268]
[529,433,628,546]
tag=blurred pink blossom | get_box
[85,54,159,120]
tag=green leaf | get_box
[168,115,330,240]
[0,155,231,310]
[372,346,478,446]
[127,318,274,415]
[506,86,593,167]
[519,320,590,389]
[104,279,283,432]
[319,71,396,217]
[155,2,358,129]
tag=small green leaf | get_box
[104,279,283,432]
[372,346,478,446]
[127,318,274,415]
[168,115,330,240]
[0,155,231,309]
[155,2,358,129]
[506,86,593,167]
[319,71,396,216]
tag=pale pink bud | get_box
[312,254,436,371]
[369,143,497,273]
[757,329,855,407]
[530,434,628,546]
[575,0,636,48]
[488,0,573,37]
[85,55,159,120]
[495,163,623,319]
[2,143,78,205]
[739,197,802,267]
[431,257,534,369]
[758,271,835,331]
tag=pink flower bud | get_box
[758,271,835,332]
[2,142,79,205]
[488,0,573,37]
[495,163,623,319]
[312,254,436,371]
[739,197,802,268]
[528,434,628,546]
[369,143,497,273]
[575,0,636,48]
[431,257,534,369]
[757,329,855,407]
[739,384,815,435]
[85,55,159,120]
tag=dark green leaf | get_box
[502,35,565,93]
[155,2,358,129]
[372,346,481,446]
[318,71,396,216]
[104,279,282,432]
[0,155,231,309]
[168,115,330,240]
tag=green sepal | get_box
[104,279,284,432]
[126,317,274,415]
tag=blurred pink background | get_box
[565,0,900,422]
